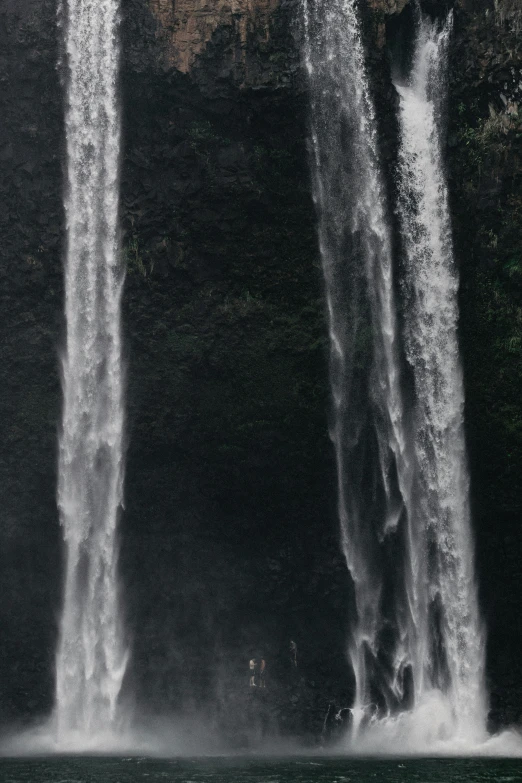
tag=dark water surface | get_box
[1,757,522,783]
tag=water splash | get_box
[54,0,128,743]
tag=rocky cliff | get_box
[448,1,522,727]
[0,0,520,742]
[149,0,279,78]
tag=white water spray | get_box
[54,0,128,742]
[303,0,487,747]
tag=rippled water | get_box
[1,757,522,783]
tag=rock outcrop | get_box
[149,0,280,81]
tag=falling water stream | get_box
[394,12,486,741]
[54,0,127,743]
[302,0,416,728]
[303,0,486,749]
[49,0,485,751]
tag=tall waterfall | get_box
[55,0,127,741]
[303,0,486,747]
[302,0,416,726]
[394,12,486,740]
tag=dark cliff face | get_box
[447,3,522,726]
[118,0,352,739]
[0,0,63,726]
[0,0,520,741]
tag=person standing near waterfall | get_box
[249,658,256,687]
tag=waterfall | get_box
[302,0,417,725]
[54,0,128,742]
[394,11,486,740]
[303,0,486,747]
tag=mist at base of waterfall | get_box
[0,716,224,757]
[0,712,310,758]
[1,706,522,759]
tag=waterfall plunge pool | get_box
[2,756,522,783]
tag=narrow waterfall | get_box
[302,0,417,726]
[55,0,127,741]
[303,0,487,747]
[394,12,486,740]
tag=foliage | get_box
[449,24,522,546]
[123,234,150,278]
